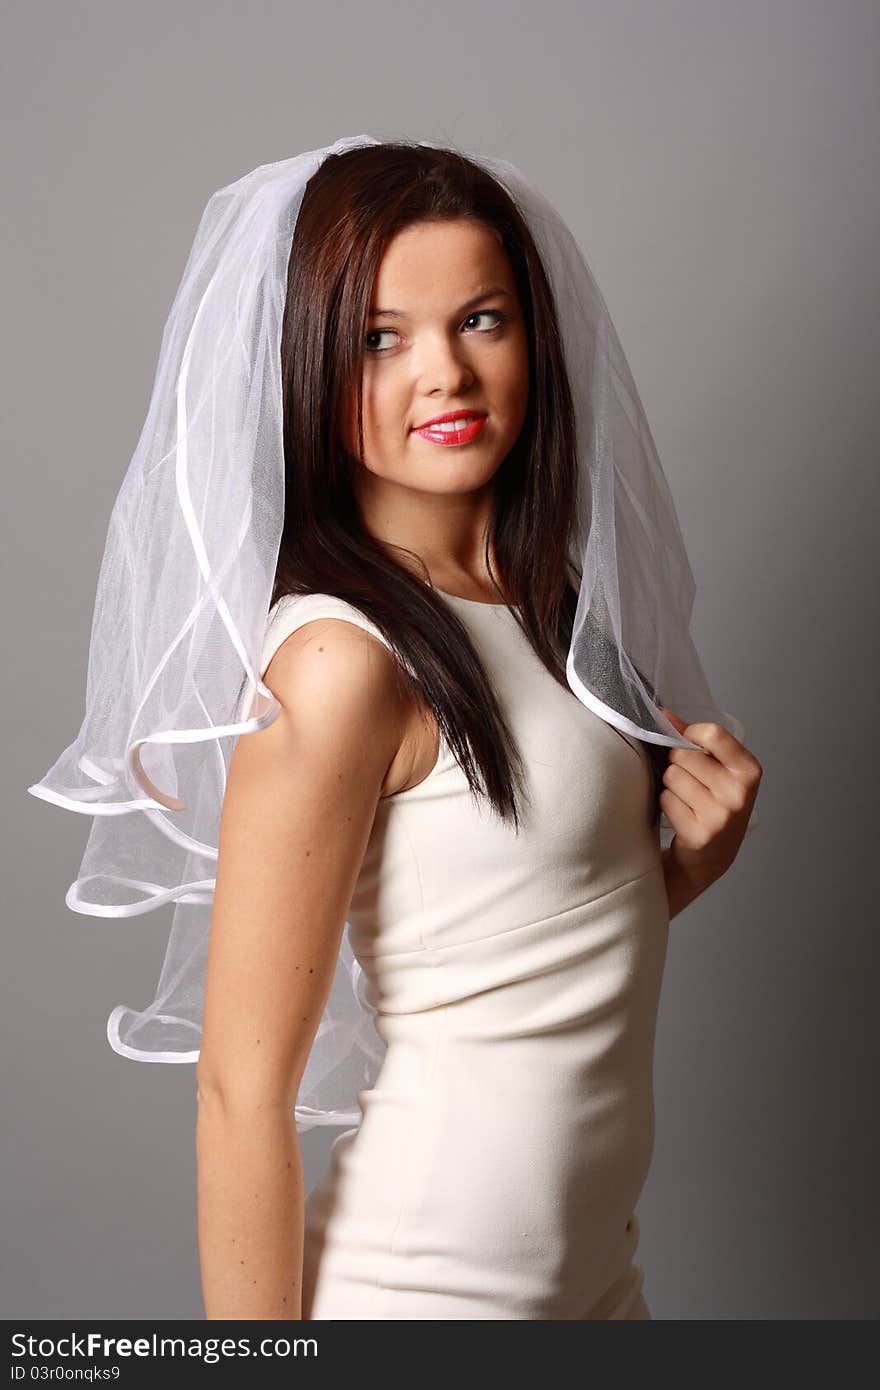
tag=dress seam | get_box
[354,861,666,961]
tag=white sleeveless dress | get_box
[260,590,670,1320]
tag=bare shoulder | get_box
[260,614,409,772]
[197,617,409,1103]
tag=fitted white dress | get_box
[260,590,670,1320]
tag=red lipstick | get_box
[413,410,488,446]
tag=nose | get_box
[415,330,476,395]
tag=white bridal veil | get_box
[27,134,757,1130]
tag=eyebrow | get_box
[367,287,512,319]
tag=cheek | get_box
[344,375,407,468]
[361,375,405,444]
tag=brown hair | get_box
[271,138,666,831]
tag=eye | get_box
[364,309,508,355]
[463,310,507,332]
[364,328,398,353]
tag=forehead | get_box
[370,220,513,305]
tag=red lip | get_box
[413,415,487,446]
[413,408,487,430]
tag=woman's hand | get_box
[657,706,762,893]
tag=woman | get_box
[194,143,762,1319]
[27,136,761,1320]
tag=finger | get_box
[665,746,741,801]
[661,763,727,829]
[658,705,687,731]
[658,786,701,835]
[678,720,759,776]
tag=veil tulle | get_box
[27,134,756,1130]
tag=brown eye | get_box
[364,328,398,353]
[463,310,507,331]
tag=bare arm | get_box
[195,618,409,1320]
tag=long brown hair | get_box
[272,139,666,832]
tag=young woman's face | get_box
[344,219,529,497]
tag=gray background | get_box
[5,0,878,1320]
